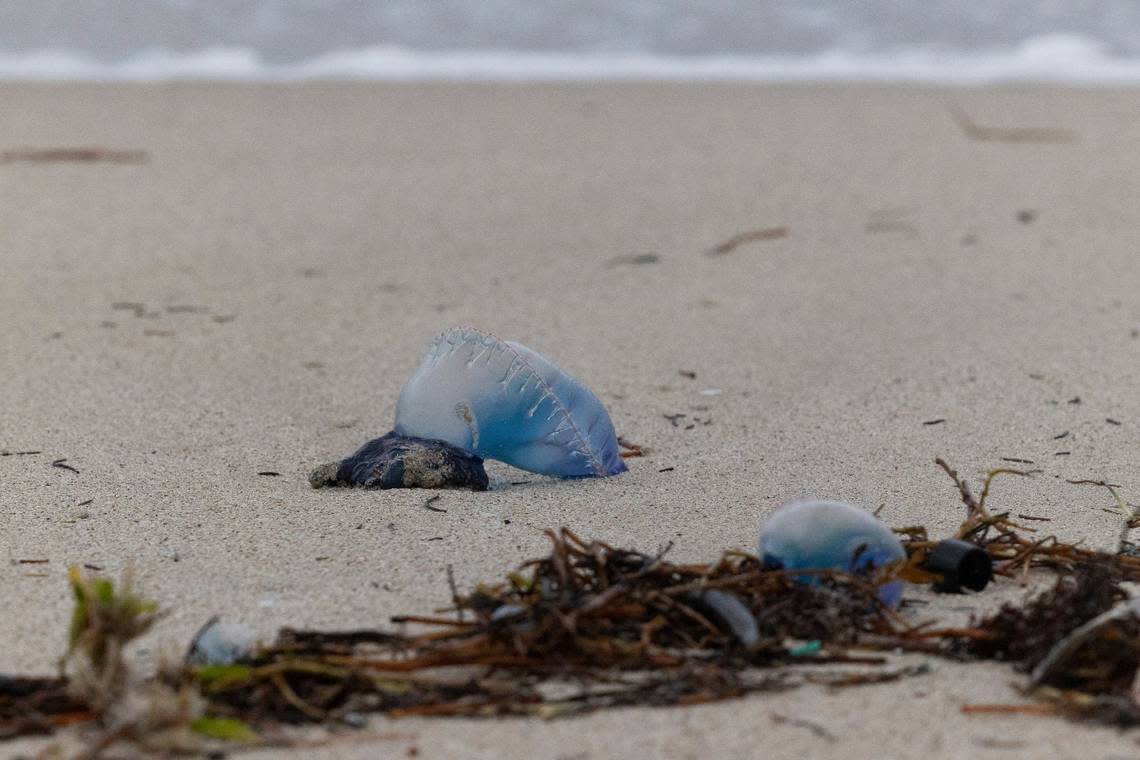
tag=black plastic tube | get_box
[924,538,993,593]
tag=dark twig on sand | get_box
[706,227,788,256]
[771,713,837,742]
[1,148,149,165]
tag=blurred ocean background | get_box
[3,1,1140,82]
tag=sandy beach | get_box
[2,82,1139,758]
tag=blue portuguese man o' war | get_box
[310,327,626,489]
[395,327,626,478]
[758,499,907,606]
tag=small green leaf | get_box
[93,578,115,605]
[190,716,259,743]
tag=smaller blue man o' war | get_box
[394,327,626,478]
[758,499,907,606]
[185,618,257,666]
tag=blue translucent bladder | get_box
[394,327,626,478]
[758,499,907,606]
[185,618,256,666]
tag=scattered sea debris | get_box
[1028,592,1140,690]
[393,327,626,478]
[9,461,1140,754]
[758,500,908,606]
[309,432,488,491]
[196,527,898,729]
[959,563,1140,725]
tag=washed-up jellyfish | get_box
[185,617,257,666]
[758,499,907,606]
[393,327,626,478]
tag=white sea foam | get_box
[2,35,1140,84]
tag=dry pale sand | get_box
[1,83,1139,759]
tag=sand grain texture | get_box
[2,83,1139,758]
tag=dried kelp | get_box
[199,528,898,727]
[0,675,88,739]
[897,461,1140,724]
[898,460,1140,584]
[962,563,1125,667]
[218,463,1140,729]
